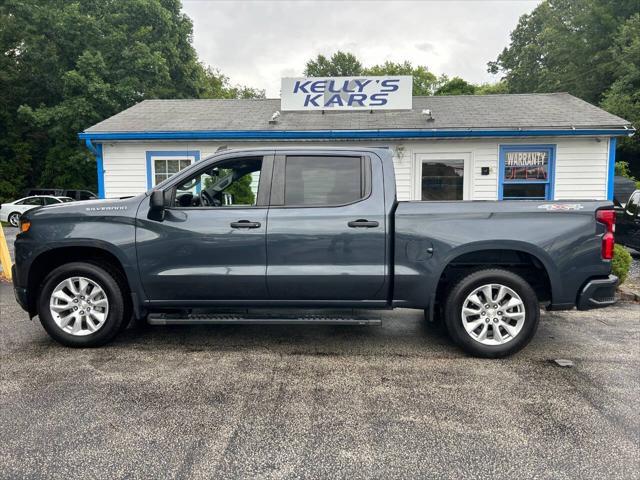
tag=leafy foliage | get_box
[615,160,640,189]
[0,0,263,202]
[203,170,255,205]
[434,77,477,96]
[612,244,632,285]
[303,51,507,97]
[364,61,438,95]
[488,0,640,177]
[224,174,255,205]
[304,52,363,77]
[601,14,640,170]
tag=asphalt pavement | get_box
[1,277,639,479]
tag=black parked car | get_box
[24,189,97,201]
[616,190,640,251]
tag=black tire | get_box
[37,262,126,347]
[8,212,20,227]
[443,268,540,358]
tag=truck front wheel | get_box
[443,268,540,358]
[37,262,126,347]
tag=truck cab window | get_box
[172,157,262,208]
[284,156,363,206]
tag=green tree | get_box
[435,77,477,96]
[225,174,255,205]
[475,81,510,95]
[201,67,265,99]
[364,61,438,95]
[488,0,638,103]
[488,0,640,176]
[304,53,507,97]
[0,0,262,202]
[601,14,640,169]
[204,171,255,205]
[304,51,363,76]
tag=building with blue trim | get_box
[80,93,634,201]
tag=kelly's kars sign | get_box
[281,76,412,111]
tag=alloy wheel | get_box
[49,276,110,336]
[9,213,20,227]
[461,283,525,346]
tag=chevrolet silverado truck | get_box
[12,147,618,357]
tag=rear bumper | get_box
[577,275,618,310]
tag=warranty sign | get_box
[281,76,413,111]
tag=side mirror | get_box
[149,190,165,212]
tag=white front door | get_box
[414,152,472,201]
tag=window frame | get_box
[145,150,200,190]
[270,154,372,208]
[499,144,556,201]
[164,154,273,210]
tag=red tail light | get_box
[596,209,615,260]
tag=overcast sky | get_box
[182,0,541,97]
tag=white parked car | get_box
[0,196,73,227]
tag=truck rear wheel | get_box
[37,262,126,347]
[443,268,540,358]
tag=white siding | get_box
[101,136,610,201]
[553,137,609,199]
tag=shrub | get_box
[612,244,632,285]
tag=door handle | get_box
[348,219,379,228]
[230,220,261,229]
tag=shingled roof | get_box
[84,93,631,134]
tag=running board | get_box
[147,311,382,326]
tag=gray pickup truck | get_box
[12,147,618,357]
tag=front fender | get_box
[13,214,145,317]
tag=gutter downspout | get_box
[607,137,617,202]
[85,138,105,199]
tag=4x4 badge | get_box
[537,204,584,211]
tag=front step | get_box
[147,309,382,326]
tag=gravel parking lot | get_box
[1,226,639,478]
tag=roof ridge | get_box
[141,98,278,102]
[139,93,573,102]
[412,92,570,99]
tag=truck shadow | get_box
[113,313,454,357]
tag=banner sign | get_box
[281,76,412,111]
[504,150,549,181]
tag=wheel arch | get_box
[428,241,558,318]
[26,243,143,319]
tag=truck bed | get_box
[393,200,612,309]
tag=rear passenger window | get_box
[284,156,364,206]
[19,197,43,206]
